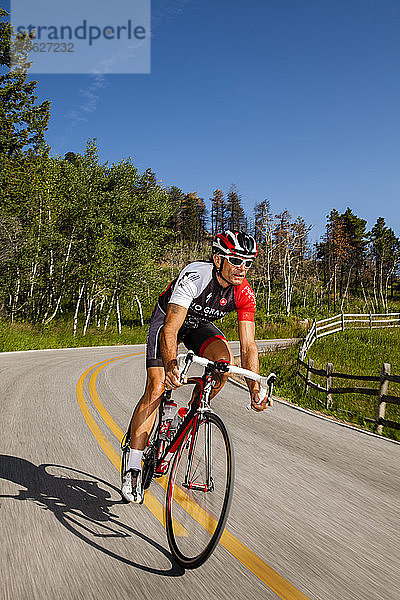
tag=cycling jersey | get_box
[146,261,256,368]
[158,261,256,328]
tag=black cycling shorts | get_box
[146,304,227,369]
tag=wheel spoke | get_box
[166,413,234,569]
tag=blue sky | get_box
[5,0,400,242]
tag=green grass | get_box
[307,328,400,440]
[221,311,307,341]
[259,327,400,441]
[307,327,400,373]
[0,318,147,352]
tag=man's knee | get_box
[202,338,233,393]
[203,338,233,364]
[144,368,165,401]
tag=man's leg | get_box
[201,338,234,398]
[129,366,165,450]
[122,367,165,503]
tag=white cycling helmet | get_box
[212,230,258,259]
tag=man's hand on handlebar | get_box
[164,365,182,389]
[250,389,273,412]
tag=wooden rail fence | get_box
[297,313,400,434]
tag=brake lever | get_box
[246,375,276,411]
[179,350,194,383]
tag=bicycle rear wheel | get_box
[166,412,234,569]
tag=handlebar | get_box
[177,351,276,411]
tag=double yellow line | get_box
[76,353,310,600]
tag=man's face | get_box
[213,254,251,286]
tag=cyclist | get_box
[122,230,270,503]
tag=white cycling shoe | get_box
[121,469,143,504]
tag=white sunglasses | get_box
[222,255,253,269]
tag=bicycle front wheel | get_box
[166,412,234,569]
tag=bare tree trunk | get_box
[29,204,42,305]
[43,295,62,326]
[135,294,144,326]
[372,269,378,313]
[360,281,370,313]
[116,293,122,334]
[30,262,38,298]
[379,262,385,310]
[384,267,394,314]
[340,267,352,312]
[266,245,272,316]
[104,287,117,331]
[73,284,85,336]
[83,294,94,336]
[333,263,337,312]
[11,274,21,323]
[97,294,105,328]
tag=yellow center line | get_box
[77,354,311,600]
[76,355,187,536]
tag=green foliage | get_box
[226,185,246,231]
[167,187,207,244]
[0,138,173,331]
[210,189,225,235]
[0,10,51,158]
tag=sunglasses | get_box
[223,255,253,269]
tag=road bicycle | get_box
[121,350,276,569]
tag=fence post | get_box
[314,319,318,340]
[326,363,333,409]
[305,358,314,394]
[369,313,372,329]
[376,363,390,435]
[341,313,344,331]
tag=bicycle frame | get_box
[136,352,275,492]
[153,365,219,479]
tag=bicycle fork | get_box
[182,384,215,493]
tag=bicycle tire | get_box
[120,432,130,486]
[165,411,234,569]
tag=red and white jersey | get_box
[158,261,256,329]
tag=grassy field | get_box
[222,311,307,340]
[0,311,306,354]
[259,327,400,441]
[0,318,147,352]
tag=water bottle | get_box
[160,400,177,440]
[169,407,189,438]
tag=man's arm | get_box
[238,320,271,411]
[160,303,187,389]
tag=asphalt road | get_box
[1,343,399,600]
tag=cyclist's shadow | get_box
[0,454,183,576]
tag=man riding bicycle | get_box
[122,230,270,503]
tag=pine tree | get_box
[340,207,367,294]
[180,192,206,242]
[210,189,225,235]
[370,217,400,311]
[0,10,51,158]
[226,184,245,231]
[316,210,351,311]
